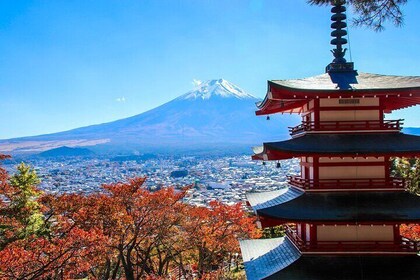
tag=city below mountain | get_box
[0,79,297,155]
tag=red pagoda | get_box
[240,1,420,279]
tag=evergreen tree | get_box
[10,163,46,238]
[392,158,420,195]
[309,0,407,31]
[0,163,47,249]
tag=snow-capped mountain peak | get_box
[178,79,256,100]
[0,78,297,154]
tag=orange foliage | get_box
[0,156,260,279]
[0,228,105,279]
[400,224,420,241]
[184,201,260,277]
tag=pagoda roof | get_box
[253,133,420,160]
[271,72,420,91]
[248,188,420,223]
[240,237,420,280]
[239,237,301,280]
[246,188,304,210]
[256,72,420,115]
[264,255,420,280]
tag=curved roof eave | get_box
[256,72,420,115]
[256,190,420,223]
[252,133,420,161]
[264,255,420,280]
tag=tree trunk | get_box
[102,258,111,280]
[120,251,135,280]
[111,257,121,280]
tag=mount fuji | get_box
[1,79,297,155]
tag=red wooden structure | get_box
[240,2,420,279]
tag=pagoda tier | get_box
[241,1,420,278]
[246,188,420,257]
[256,72,420,115]
[264,255,420,280]
[240,237,420,280]
[247,188,420,224]
[239,237,300,280]
[252,133,420,161]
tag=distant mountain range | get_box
[403,127,420,135]
[37,146,95,158]
[0,79,297,155]
[2,79,419,156]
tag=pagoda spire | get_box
[326,0,355,73]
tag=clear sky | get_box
[1,0,420,139]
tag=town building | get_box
[240,1,420,279]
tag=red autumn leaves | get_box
[0,158,260,279]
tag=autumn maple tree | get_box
[0,158,106,279]
[184,201,260,278]
[0,155,260,279]
[400,224,420,241]
[46,178,191,279]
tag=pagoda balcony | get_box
[289,119,403,137]
[285,226,420,254]
[288,176,405,191]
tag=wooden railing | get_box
[285,226,420,253]
[285,225,306,248]
[288,176,405,190]
[289,119,403,136]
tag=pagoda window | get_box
[356,110,381,120]
[305,224,312,242]
[317,225,394,242]
[309,167,314,180]
[308,100,315,110]
[319,165,385,180]
[319,157,385,163]
[302,157,315,180]
[301,165,306,178]
[319,110,380,122]
[302,113,313,123]
[300,157,307,179]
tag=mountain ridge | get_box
[37,146,95,158]
[5,78,417,156]
[0,79,296,154]
[176,79,256,100]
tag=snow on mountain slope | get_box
[177,79,256,100]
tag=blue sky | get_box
[1,0,420,139]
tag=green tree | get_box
[309,0,407,31]
[392,158,420,195]
[0,163,47,249]
[261,225,285,239]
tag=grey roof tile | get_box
[247,187,304,211]
[265,255,420,280]
[270,72,420,91]
[240,237,302,280]
[258,191,420,222]
[263,133,420,155]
